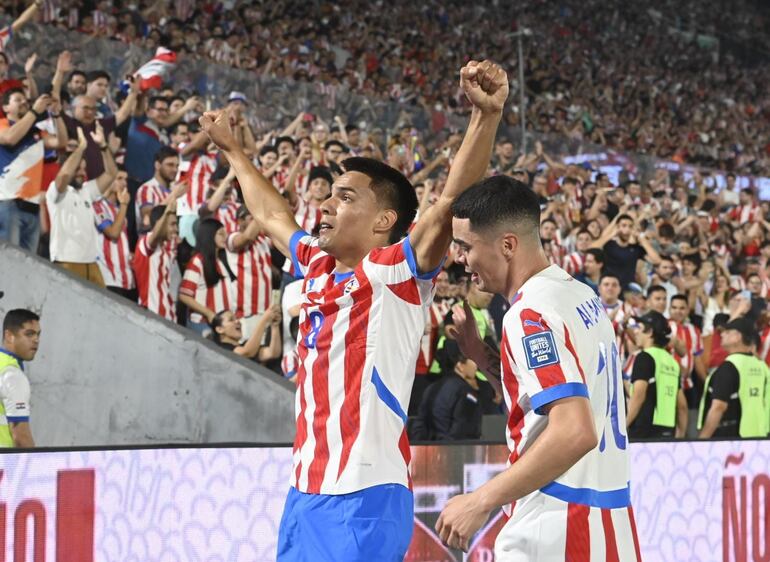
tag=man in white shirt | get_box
[46,123,117,287]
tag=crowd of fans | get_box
[1,0,769,176]
[1,1,769,442]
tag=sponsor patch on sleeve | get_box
[523,331,560,370]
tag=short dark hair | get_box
[345,124,359,133]
[585,248,604,264]
[149,205,168,229]
[3,309,40,335]
[155,146,178,163]
[451,176,540,237]
[540,217,557,227]
[563,176,579,187]
[325,140,345,151]
[599,273,620,284]
[615,214,634,224]
[68,70,86,82]
[275,136,296,148]
[86,70,110,83]
[1,88,25,107]
[670,294,689,307]
[260,145,278,157]
[148,95,169,109]
[658,255,674,264]
[658,223,675,240]
[170,122,189,135]
[341,157,417,244]
[646,284,667,298]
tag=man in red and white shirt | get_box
[93,168,135,299]
[438,177,638,558]
[668,294,705,391]
[562,228,592,276]
[135,146,179,233]
[226,207,273,340]
[132,198,180,322]
[200,58,507,560]
[599,273,635,361]
[728,188,761,224]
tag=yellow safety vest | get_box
[0,350,22,447]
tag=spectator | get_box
[135,146,181,233]
[626,311,688,439]
[93,167,135,300]
[210,305,282,362]
[668,294,706,406]
[410,340,483,442]
[0,308,40,448]
[699,317,770,439]
[47,124,117,286]
[650,255,678,309]
[65,70,87,101]
[0,90,65,251]
[574,248,604,295]
[562,228,591,276]
[132,199,181,322]
[125,94,199,188]
[593,213,662,289]
[85,70,113,117]
[646,285,668,315]
[179,218,236,334]
[225,206,273,341]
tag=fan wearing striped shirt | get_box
[201,59,509,561]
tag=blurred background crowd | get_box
[1,0,770,441]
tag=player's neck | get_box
[504,251,550,301]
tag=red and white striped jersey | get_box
[415,302,442,376]
[602,299,635,359]
[294,198,322,234]
[180,253,235,323]
[132,235,177,322]
[93,198,134,290]
[668,320,703,388]
[215,200,240,234]
[562,251,586,276]
[226,232,272,318]
[0,27,10,50]
[135,178,170,229]
[178,152,216,215]
[500,265,630,516]
[289,232,439,495]
[729,203,761,223]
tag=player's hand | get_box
[200,110,239,152]
[117,185,130,207]
[447,300,487,367]
[436,492,490,552]
[460,60,509,115]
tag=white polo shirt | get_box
[46,179,101,263]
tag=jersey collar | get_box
[0,347,24,370]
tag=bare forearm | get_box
[179,294,213,321]
[626,392,645,427]
[699,406,724,438]
[115,92,138,126]
[12,2,39,32]
[441,109,501,201]
[675,392,688,438]
[104,205,129,239]
[0,113,37,146]
[55,149,85,190]
[474,402,596,511]
[239,315,272,358]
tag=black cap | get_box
[633,311,670,338]
[723,316,756,344]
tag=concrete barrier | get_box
[0,242,296,446]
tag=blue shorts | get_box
[276,483,414,561]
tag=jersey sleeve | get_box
[288,230,322,280]
[694,328,704,356]
[630,351,655,384]
[136,185,154,208]
[93,200,113,232]
[1,368,30,422]
[505,305,589,415]
[180,255,202,297]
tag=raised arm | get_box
[102,185,130,240]
[409,60,508,273]
[114,75,140,126]
[11,0,40,33]
[0,94,50,146]
[92,122,117,193]
[53,127,87,193]
[200,110,300,258]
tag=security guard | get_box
[699,317,769,438]
[626,311,689,439]
[0,309,40,448]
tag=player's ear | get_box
[500,232,518,259]
[373,208,397,236]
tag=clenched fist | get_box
[460,60,509,115]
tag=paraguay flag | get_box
[0,140,44,202]
[135,47,177,92]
